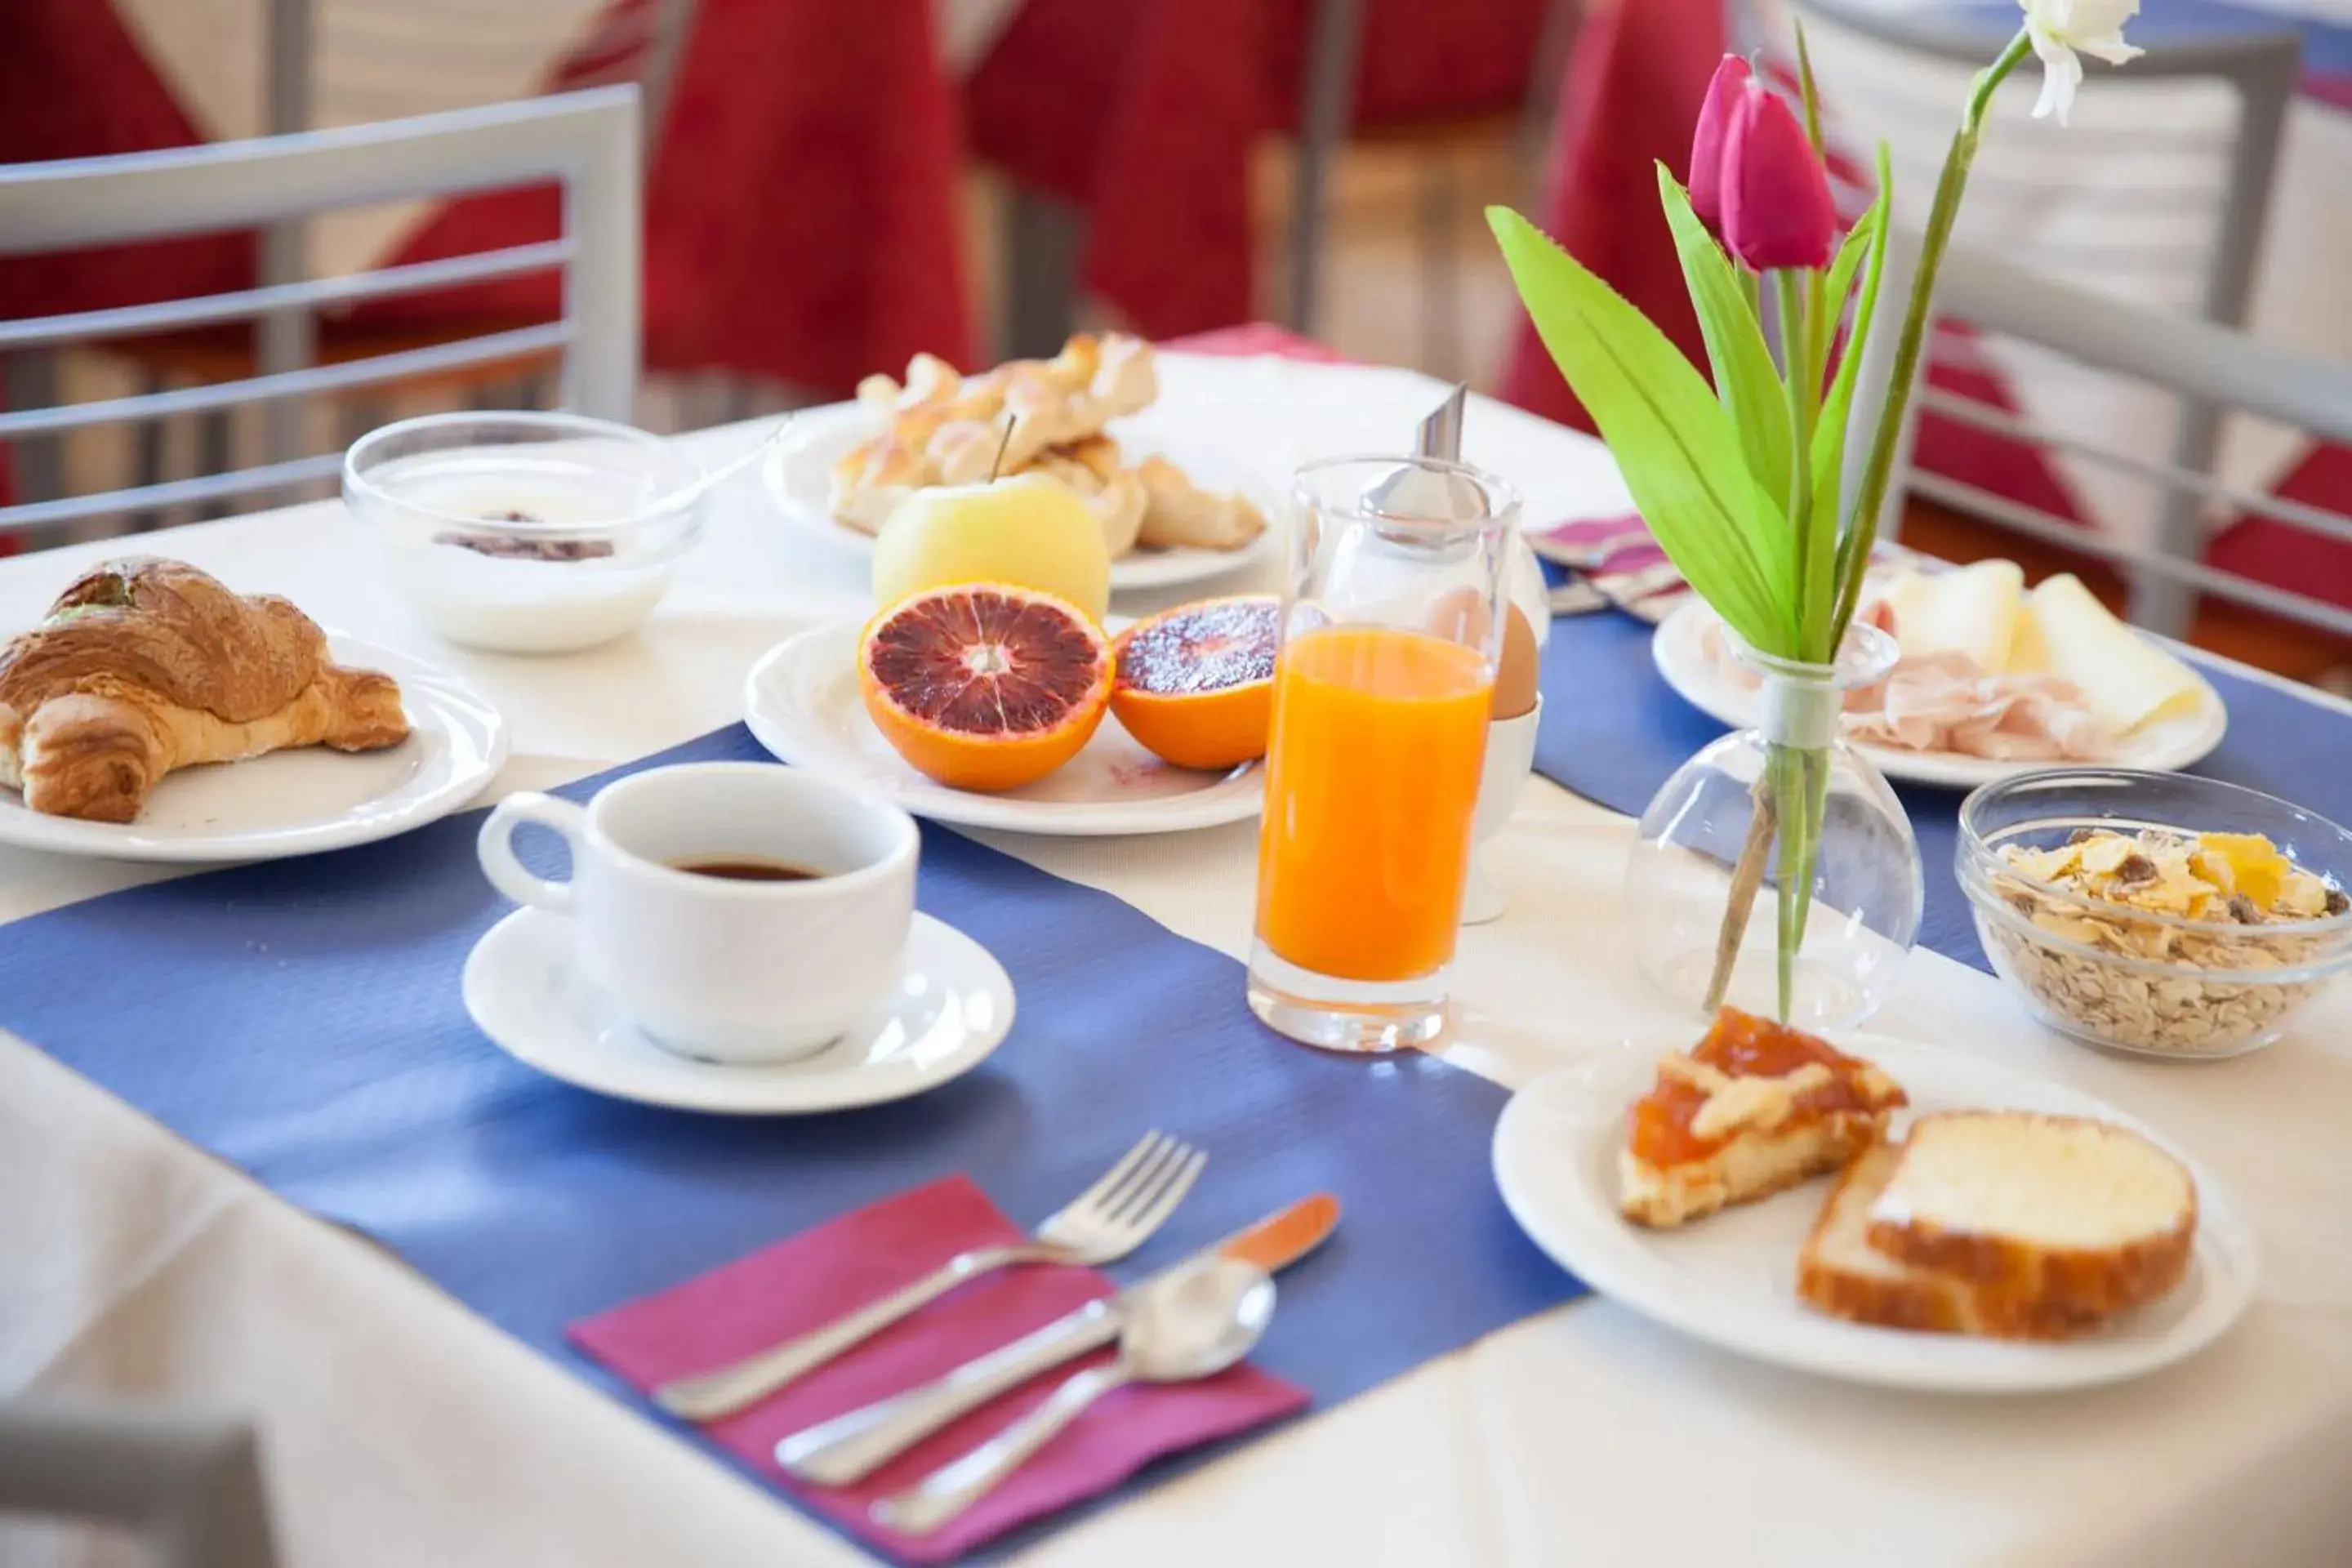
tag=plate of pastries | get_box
[764,333,1277,593]
[1491,1007,2256,1392]
[0,557,506,862]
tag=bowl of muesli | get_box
[1958,769,2352,1060]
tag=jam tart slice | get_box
[1619,1007,1907,1229]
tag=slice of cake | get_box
[1864,1111,2198,1317]
[1797,1141,2103,1339]
[1619,1008,1907,1229]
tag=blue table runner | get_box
[1532,606,2352,969]
[0,725,1581,1564]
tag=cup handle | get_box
[478,792,588,914]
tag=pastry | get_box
[1619,1007,1907,1228]
[1134,456,1268,552]
[830,336,1262,559]
[0,558,410,823]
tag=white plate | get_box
[742,621,1264,836]
[760,400,1281,595]
[1650,598,2229,788]
[0,635,507,863]
[1491,1032,2256,1393]
[463,906,1013,1114]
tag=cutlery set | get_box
[648,1130,1338,1535]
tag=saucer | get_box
[462,907,1014,1114]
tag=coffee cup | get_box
[478,763,919,1063]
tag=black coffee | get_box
[669,856,824,883]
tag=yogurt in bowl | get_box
[345,412,707,653]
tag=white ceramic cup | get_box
[477,763,919,1063]
[1463,695,1543,926]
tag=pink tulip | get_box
[1687,56,1751,231]
[1719,79,1836,271]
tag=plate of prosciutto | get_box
[1652,560,2228,789]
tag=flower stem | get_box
[1771,742,1830,1020]
[1775,270,1819,661]
[1833,26,2035,640]
[1704,773,1780,1015]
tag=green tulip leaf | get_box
[1489,205,1797,653]
[1810,203,1877,403]
[1658,165,1793,518]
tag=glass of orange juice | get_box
[1248,456,1520,1053]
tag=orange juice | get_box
[1254,625,1493,982]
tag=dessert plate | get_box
[1651,598,2228,789]
[463,906,1014,1114]
[743,621,1265,836]
[0,635,507,863]
[760,399,1281,595]
[1491,1032,2257,1393]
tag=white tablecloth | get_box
[4,354,2351,1567]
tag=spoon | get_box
[870,1256,1276,1536]
[1363,382,1486,523]
[667,416,792,510]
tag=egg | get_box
[1418,584,1492,648]
[1492,604,1539,719]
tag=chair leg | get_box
[1517,0,1587,196]
[1418,151,1463,381]
[3,350,65,508]
[133,377,172,534]
[1001,185,1080,361]
[195,409,236,521]
[1291,0,1366,336]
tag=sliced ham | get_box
[1699,595,2109,761]
[1846,655,2106,760]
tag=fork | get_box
[651,1131,1206,1422]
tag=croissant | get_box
[831,334,1164,528]
[0,557,410,823]
[1134,457,1269,552]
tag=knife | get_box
[774,1193,1339,1486]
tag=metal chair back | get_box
[1878,236,2352,641]
[1766,0,2307,635]
[0,87,641,545]
[1779,0,2300,331]
[0,1401,280,1568]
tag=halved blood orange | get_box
[1108,595,1280,771]
[858,583,1111,791]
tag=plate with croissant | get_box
[765,334,1279,593]
[1491,1009,2256,1392]
[0,558,506,862]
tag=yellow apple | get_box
[871,473,1111,621]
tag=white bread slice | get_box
[1864,1112,2197,1316]
[1797,1142,2102,1339]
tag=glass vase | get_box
[1626,621,1922,1031]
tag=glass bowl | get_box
[1958,769,2352,1060]
[343,411,708,653]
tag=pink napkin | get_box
[1160,322,1355,363]
[569,1176,1306,1565]
[1532,512,1670,577]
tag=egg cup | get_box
[1462,696,1543,925]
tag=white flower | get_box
[2020,0,2144,124]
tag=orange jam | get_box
[1628,1008,1902,1168]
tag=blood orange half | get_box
[1108,595,1280,771]
[858,583,1112,791]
